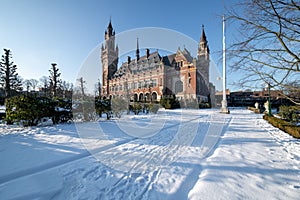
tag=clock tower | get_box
[101,19,119,97]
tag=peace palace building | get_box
[101,20,214,103]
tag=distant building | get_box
[101,20,214,103]
[215,89,230,107]
[215,89,290,108]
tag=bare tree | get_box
[23,78,39,92]
[77,77,86,97]
[228,0,300,104]
[23,79,32,92]
[60,80,73,99]
[30,79,38,91]
[39,76,50,96]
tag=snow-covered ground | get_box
[0,108,299,200]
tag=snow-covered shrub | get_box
[5,95,54,126]
[263,115,300,139]
[160,95,180,109]
[111,97,128,118]
[5,94,72,126]
[131,102,142,115]
[95,98,112,120]
[279,106,300,123]
[149,103,160,114]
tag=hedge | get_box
[5,94,72,126]
[248,107,260,114]
[263,115,300,139]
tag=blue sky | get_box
[0,0,240,91]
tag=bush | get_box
[248,107,260,114]
[95,98,111,120]
[53,98,72,123]
[6,95,47,126]
[279,106,300,123]
[149,103,160,114]
[131,102,142,115]
[263,115,300,139]
[199,102,211,109]
[160,95,180,109]
[111,97,128,118]
[5,95,72,126]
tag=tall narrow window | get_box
[175,80,183,93]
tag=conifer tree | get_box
[0,49,22,98]
[49,63,61,97]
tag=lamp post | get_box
[267,83,272,116]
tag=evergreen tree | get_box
[49,63,61,97]
[0,49,22,98]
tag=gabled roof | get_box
[182,48,193,62]
[112,51,161,78]
[162,54,176,66]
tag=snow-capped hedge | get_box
[263,115,300,139]
[5,94,72,126]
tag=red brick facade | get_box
[101,21,211,103]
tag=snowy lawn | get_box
[0,108,299,199]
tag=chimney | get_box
[127,56,131,64]
[146,48,150,58]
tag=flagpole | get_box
[221,15,230,114]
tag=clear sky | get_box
[0,0,241,91]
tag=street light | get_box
[266,83,272,116]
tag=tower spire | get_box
[136,37,140,61]
[200,24,207,42]
[198,24,210,59]
[105,17,114,40]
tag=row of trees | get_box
[0,48,75,125]
[0,48,73,101]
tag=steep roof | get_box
[200,25,207,43]
[112,51,161,78]
[182,48,193,62]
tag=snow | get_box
[0,105,5,113]
[0,108,299,199]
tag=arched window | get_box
[175,80,183,94]
[145,93,150,101]
[139,93,144,102]
[152,92,158,101]
[134,93,138,102]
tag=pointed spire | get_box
[200,24,207,42]
[198,24,210,58]
[136,37,140,61]
[108,16,112,29]
[105,17,114,39]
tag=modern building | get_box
[101,20,213,103]
[215,89,290,108]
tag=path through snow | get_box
[0,109,299,199]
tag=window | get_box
[152,79,157,87]
[175,80,183,93]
